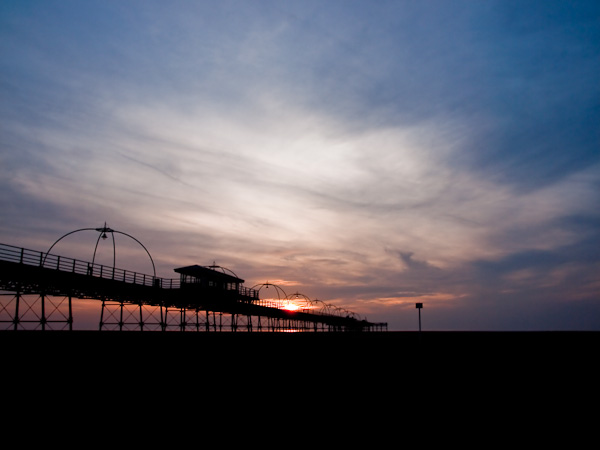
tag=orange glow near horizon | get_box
[281,302,300,311]
[259,297,313,312]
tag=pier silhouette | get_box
[0,226,386,333]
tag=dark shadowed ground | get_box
[4,330,597,372]
[3,330,596,415]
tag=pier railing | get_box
[0,243,179,289]
[0,243,263,297]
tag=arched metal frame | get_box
[251,282,288,309]
[310,298,332,315]
[251,282,287,298]
[43,223,156,278]
[249,282,366,320]
[206,262,239,279]
[285,291,312,311]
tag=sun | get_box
[281,302,300,311]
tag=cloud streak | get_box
[1,0,599,330]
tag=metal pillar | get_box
[14,292,20,331]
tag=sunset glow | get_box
[281,302,300,312]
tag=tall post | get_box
[99,300,105,331]
[416,302,423,340]
[68,295,73,331]
[139,304,144,331]
[41,293,46,331]
[14,292,21,331]
[119,301,124,331]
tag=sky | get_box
[1,0,599,331]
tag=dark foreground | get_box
[3,330,597,401]
[4,329,597,350]
[4,329,598,350]
[3,330,597,366]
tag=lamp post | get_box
[416,302,423,334]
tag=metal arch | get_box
[347,310,363,321]
[341,308,361,320]
[286,291,313,310]
[112,229,156,278]
[341,308,354,318]
[282,293,362,319]
[338,307,361,320]
[44,228,102,264]
[206,262,239,279]
[251,282,288,300]
[310,298,332,315]
[286,291,311,301]
[330,305,346,317]
[43,223,156,278]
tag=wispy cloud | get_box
[1,0,599,330]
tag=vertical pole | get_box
[119,301,124,331]
[14,292,21,331]
[41,294,46,331]
[139,304,144,331]
[68,295,73,331]
[99,300,105,331]
[416,303,423,342]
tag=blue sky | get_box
[1,0,599,330]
